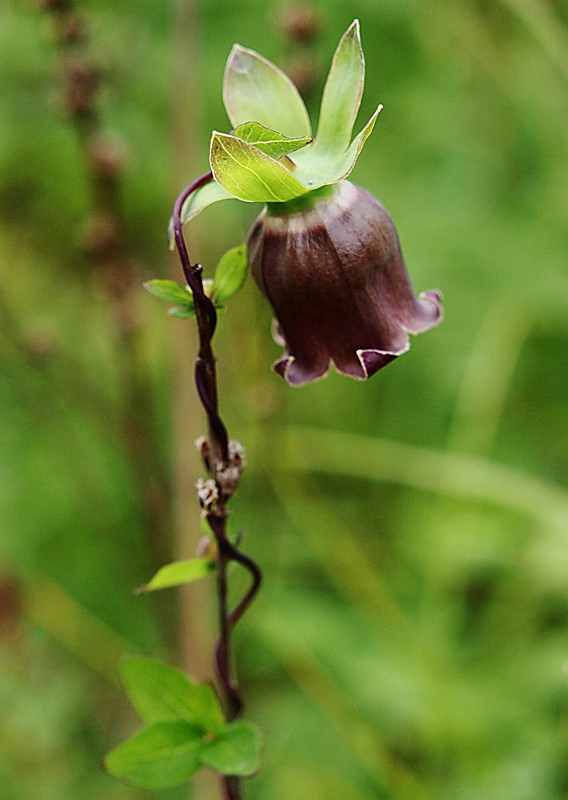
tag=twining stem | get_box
[172,175,262,800]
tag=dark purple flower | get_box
[247,180,442,386]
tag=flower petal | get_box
[248,181,442,386]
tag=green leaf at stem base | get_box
[120,656,225,733]
[104,721,203,789]
[200,721,262,777]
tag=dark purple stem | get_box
[172,175,263,799]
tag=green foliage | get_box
[196,20,383,215]
[105,658,261,788]
[145,246,248,314]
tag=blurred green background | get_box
[1,0,568,798]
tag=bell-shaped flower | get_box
[174,20,442,385]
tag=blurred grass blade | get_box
[270,426,568,533]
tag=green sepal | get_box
[223,44,311,138]
[104,720,203,789]
[211,244,249,304]
[136,557,215,593]
[200,721,262,777]
[120,656,225,733]
[294,105,382,188]
[312,19,364,158]
[210,131,308,203]
[233,122,312,160]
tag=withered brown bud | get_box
[89,132,127,180]
[63,58,99,116]
[39,0,71,11]
[80,213,117,257]
[247,181,442,386]
[278,5,321,42]
[57,14,86,44]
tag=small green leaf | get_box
[210,132,308,203]
[200,721,262,777]
[168,306,197,319]
[223,45,311,138]
[138,557,215,593]
[144,280,194,308]
[313,19,364,157]
[234,122,312,160]
[120,657,224,733]
[104,721,203,789]
[211,245,249,304]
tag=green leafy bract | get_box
[312,19,365,158]
[234,122,312,160]
[224,45,311,137]
[210,131,308,203]
[174,20,382,228]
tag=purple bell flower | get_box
[248,180,442,386]
[173,20,444,386]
